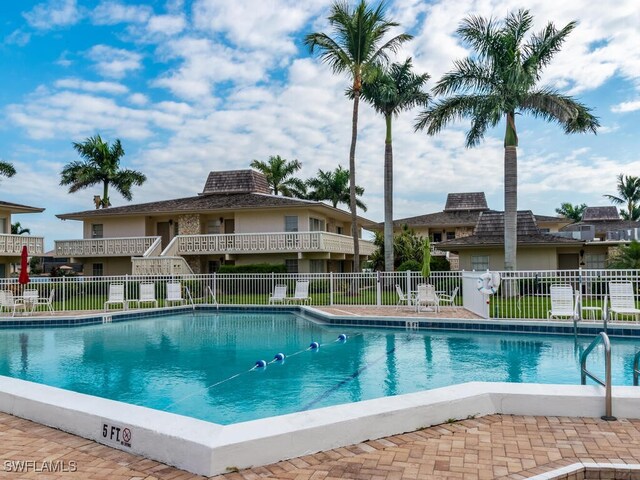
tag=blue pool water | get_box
[0,312,637,425]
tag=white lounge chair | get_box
[32,289,55,313]
[130,283,157,309]
[104,283,126,311]
[438,286,459,308]
[415,284,439,313]
[287,280,311,304]
[547,285,576,319]
[608,282,640,321]
[0,290,26,316]
[166,282,184,306]
[269,284,287,304]
[395,284,412,309]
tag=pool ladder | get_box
[580,332,616,421]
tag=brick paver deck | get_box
[1,413,640,479]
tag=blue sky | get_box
[0,0,639,250]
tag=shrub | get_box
[218,263,287,274]
[397,260,421,272]
[430,256,450,271]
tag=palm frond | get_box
[520,89,599,133]
[0,161,16,179]
[522,20,576,74]
[432,57,497,96]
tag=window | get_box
[585,254,606,269]
[285,216,298,232]
[471,255,490,271]
[91,224,103,238]
[309,218,325,232]
[92,263,103,276]
[207,220,222,234]
[285,259,298,273]
[336,226,343,235]
[0,218,6,234]
[432,232,442,242]
[446,231,456,240]
[310,260,324,273]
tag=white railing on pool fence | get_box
[0,269,638,321]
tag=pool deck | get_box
[2,412,640,479]
[0,305,631,479]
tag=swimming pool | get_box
[0,311,637,425]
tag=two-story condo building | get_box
[55,169,377,275]
[0,200,45,277]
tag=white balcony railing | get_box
[175,232,376,256]
[0,234,44,255]
[55,236,160,258]
[131,256,193,275]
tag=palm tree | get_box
[11,222,30,235]
[250,155,305,197]
[604,174,640,221]
[306,165,367,211]
[60,135,146,208]
[555,202,587,222]
[415,10,599,271]
[360,58,430,272]
[305,0,412,272]
[608,240,640,269]
[0,161,16,180]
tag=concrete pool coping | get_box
[1,305,640,476]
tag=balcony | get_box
[55,236,159,258]
[174,232,376,257]
[0,234,44,256]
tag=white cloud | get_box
[55,78,129,95]
[4,29,31,47]
[91,1,153,25]
[128,93,149,106]
[87,45,142,79]
[611,100,640,113]
[23,0,82,30]
[146,14,187,35]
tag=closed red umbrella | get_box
[18,245,30,285]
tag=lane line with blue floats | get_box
[163,333,354,411]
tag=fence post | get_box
[405,270,411,301]
[376,270,381,306]
[330,272,334,306]
[62,276,66,312]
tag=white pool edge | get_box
[1,376,639,476]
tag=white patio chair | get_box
[32,289,55,313]
[287,280,311,305]
[166,282,184,306]
[608,282,640,321]
[438,286,459,308]
[547,285,576,320]
[395,284,412,309]
[415,284,439,313]
[132,282,158,308]
[269,284,287,304]
[104,283,126,311]
[0,290,26,317]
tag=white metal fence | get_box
[0,269,638,320]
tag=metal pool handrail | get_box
[634,351,640,387]
[185,287,195,310]
[580,332,616,420]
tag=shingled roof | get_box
[0,200,45,213]
[202,169,271,195]
[438,211,583,249]
[444,192,488,212]
[582,206,620,222]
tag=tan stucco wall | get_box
[80,257,132,276]
[0,209,12,234]
[456,247,583,271]
[83,217,146,239]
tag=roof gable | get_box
[582,206,620,221]
[202,169,271,194]
[475,210,540,236]
[444,192,488,212]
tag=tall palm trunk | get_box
[384,114,394,272]
[350,86,361,272]
[504,111,518,271]
[102,180,110,208]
